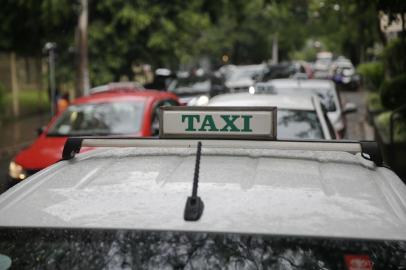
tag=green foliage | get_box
[375,111,406,143]
[306,0,379,64]
[357,62,385,92]
[19,91,50,113]
[367,92,384,112]
[380,74,406,110]
[289,40,318,61]
[0,0,76,55]
[4,91,50,118]
[383,38,406,78]
[0,83,5,115]
[0,0,390,90]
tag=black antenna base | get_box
[184,196,204,221]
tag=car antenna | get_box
[184,141,204,221]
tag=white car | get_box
[255,79,356,138]
[208,93,335,140]
[0,107,405,269]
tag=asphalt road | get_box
[0,114,49,192]
[0,88,373,193]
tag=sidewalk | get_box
[0,114,50,158]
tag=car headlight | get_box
[188,95,209,106]
[9,161,27,180]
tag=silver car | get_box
[208,93,335,140]
[254,79,357,138]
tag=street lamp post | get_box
[44,42,57,117]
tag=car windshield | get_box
[1,227,405,269]
[47,101,144,136]
[168,77,211,95]
[278,109,324,139]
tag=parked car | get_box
[313,51,333,79]
[331,57,360,90]
[255,79,357,138]
[260,62,313,82]
[8,87,179,185]
[208,92,335,140]
[168,71,226,106]
[1,107,405,268]
[224,64,266,92]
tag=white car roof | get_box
[208,93,315,111]
[1,143,406,241]
[268,79,334,89]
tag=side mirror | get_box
[343,102,357,114]
[151,115,160,136]
[37,126,45,136]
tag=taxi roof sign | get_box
[159,106,277,140]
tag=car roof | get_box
[335,61,354,68]
[208,93,315,110]
[268,79,334,89]
[73,89,177,105]
[1,144,406,241]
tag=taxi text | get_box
[181,114,253,132]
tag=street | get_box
[0,89,373,193]
[341,89,374,140]
[0,114,49,192]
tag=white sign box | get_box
[159,106,277,140]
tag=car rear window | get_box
[47,101,144,136]
[168,77,212,95]
[0,227,405,269]
[256,85,338,112]
[278,109,324,139]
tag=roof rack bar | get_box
[62,137,382,165]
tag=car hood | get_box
[14,136,93,170]
[14,136,67,169]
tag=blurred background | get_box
[0,0,405,190]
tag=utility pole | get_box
[10,52,20,117]
[271,34,278,65]
[75,0,90,97]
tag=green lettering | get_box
[220,115,240,132]
[198,115,219,131]
[241,115,253,132]
[182,115,200,131]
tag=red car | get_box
[8,87,179,184]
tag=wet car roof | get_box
[1,146,406,241]
[73,89,177,105]
[208,93,315,110]
[269,79,334,89]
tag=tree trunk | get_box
[10,52,19,117]
[75,0,90,97]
